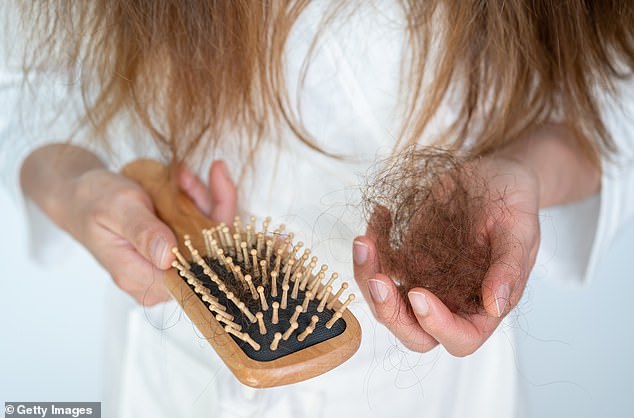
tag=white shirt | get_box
[2,3,633,418]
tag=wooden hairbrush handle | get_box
[122,159,361,388]
[121,159,213,250]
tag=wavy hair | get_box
[21,1,634,166]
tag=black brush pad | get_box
[183,256,347,362]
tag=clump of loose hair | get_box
[362,147,506,315]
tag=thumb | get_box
[103,190,178,269]
[208,160,238,224]
[481,230,525,318]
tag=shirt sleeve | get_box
[0,3,107,262]
[534,76,634,285]
[586,76,634,281]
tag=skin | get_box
[21,123,599,355]
[20,144,238,306]
[353,123,601,356]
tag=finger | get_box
[353,205,388,286]
[353,236,436,351]
[352,236,382,316]
[93,230,171,306]
[208,160,237,224]
[356,209,437,351]
[407,288,499,356]
[99,190,177,270]
[178,164,212,215]
[481,228,529,318]
[369,274,439,352]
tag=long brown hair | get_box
[21,1,634,166]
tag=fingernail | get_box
[353,240,368,265]
[151,237,169,268]
[368,279,388,303]
[495,283,510,317]
[408,292,429,316]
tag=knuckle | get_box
[112,187,151,209]
[400,336,437,353]
[141,293,169,307]
[90,204,109,227]
[140,295,162,307]
[447,347,470,357]
[447,342,481,357]
[112,274,137,294]
[132,223,165,255]
[374,307,400,326]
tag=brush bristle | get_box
[171,216,355,360]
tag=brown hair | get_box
[363,147,503,315]
[21,1,634,165]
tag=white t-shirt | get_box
[2,3,633,418]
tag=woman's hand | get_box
[353,157,540,355]
[352,124,600,356]
[21,144,237,306]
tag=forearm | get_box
[20,143,105,225]
[496,124,601,208]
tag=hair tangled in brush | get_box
[362,147,509,315]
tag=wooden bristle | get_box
[172,248,190,269]
[262,216,271,235]
[301,291,313,313]
[256,233,264,257]
[233,216,242,235]
[251,249,259,278]
[273,249,283,276]
[336,294,355,315]
[217,314,241,331]
[256,312,267,335]
[317,286,331,312]
[216,225,227,249]
[282,322,299,341]
[290,305,302,324]
[283,259,294,286]
[271,302,279,324]
[226,326,260,351]
[216,249,225,266]
[281,284,289,309]
[297,316,319,342]
[265,240,274,264]
[222,227,232,254]
[241,242,250,269]
[291,274,301,300]
[270,332,282,351]
[214,308,232,319]
[325,312,342,329]
[237,301,257,323]
[246,224,254,248]
[233,234,242,262]
[244,274,258,300]
[257,286,268,311]
[327,282,349,309]
[260,260,269,286]
[270,271,278,297]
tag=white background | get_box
[1,186,633,417]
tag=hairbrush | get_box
[122,160,361,388]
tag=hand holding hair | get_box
[353,124,599,356]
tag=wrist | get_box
[494,124,600,208]
[20,144,106,232]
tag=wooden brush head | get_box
[122,159,361,388]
